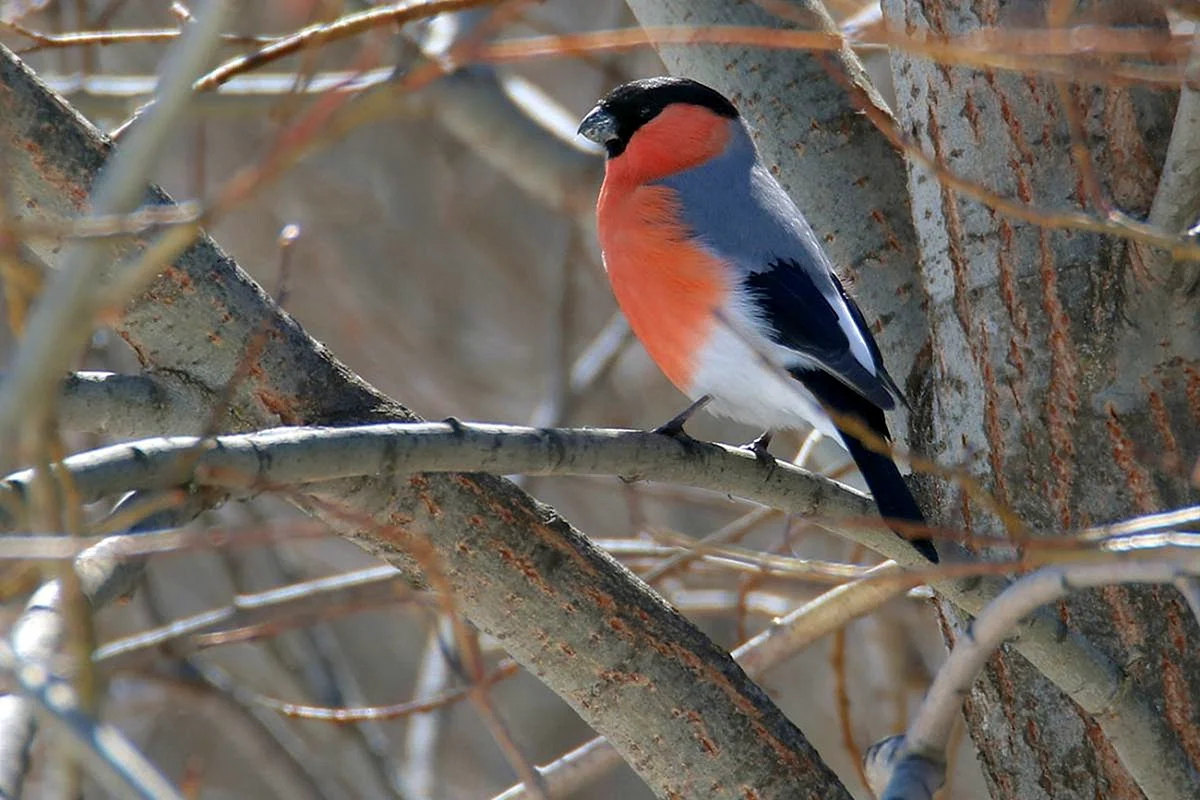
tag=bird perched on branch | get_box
[577,76,938,563]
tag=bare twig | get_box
[93,565,410,670]
[1146,28,1200,290]
[2,21,274,51]
[192,0,494,95]
[0,494,209,798]
[871,557,1200,800]
[248,657,519,723]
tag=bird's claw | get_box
[742,431,775,465]
[653,417,692,440]
[652,395,712,440]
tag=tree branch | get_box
[1146,28,1200,292]
[0,42,850,799]
[0,494,209,799]
[871,557,1200,800]
[57,371,215,438]
[0,423,910,560]
[0,2,229,470]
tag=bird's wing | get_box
[654,130,904,410]
[741,256,901,411]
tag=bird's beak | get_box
[577,105,618,147]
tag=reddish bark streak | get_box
[1161,605,1200,769]
[987,652,1020,750]
[925,93,975,352]
[256,388,302,425]
[1185,365,1200,425]
[1146,385,1181,472]
[979,325,1010,508]
[1023,717,1054,796]
[1100,584,1145,650]
[1102,403,1156,512]
[996,219,1029,341]
[963,90,982,141]
[1039,233,1079,529]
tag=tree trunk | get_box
[886,0,1200,796]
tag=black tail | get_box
[793,369,938,563]
[841,432,939,563]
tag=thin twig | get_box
[93,565,411,670]
[2,21,275,51]
[0,494,209,798]
[872,557,1200,800]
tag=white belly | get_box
[686,321,842,441]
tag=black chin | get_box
[604,139,627,158]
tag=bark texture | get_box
[886,0,1200,797]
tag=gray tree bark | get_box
[885,0,1200,797]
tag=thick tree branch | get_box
[0,2,228,469]
[0,423,924,560]
[57,371,214,438]
[0,43,849,799]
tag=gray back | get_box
[651,122,833,282]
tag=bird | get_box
[577,76,938,563]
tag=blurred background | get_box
[1,1,983,797]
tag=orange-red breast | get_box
[578,77,937,562]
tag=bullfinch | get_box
[577,76,938,563]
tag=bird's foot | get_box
[741,430,775,465]
[652,395,711,439]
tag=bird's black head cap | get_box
[578,77,739,158]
